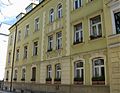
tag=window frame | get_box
[16,49,19,61]
[50,8,54,23]
[48,35,53,52]
[25,24,29,37]
[74,0,82,9]
[58,4,62,19]
[24,45,28,59]
[55,64,61,79]
[56,32,62,49]
[34,17,39,31]
[33,41,38,56]
[47,65,52,79]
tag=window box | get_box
[92,76,105,85]
[54,78,61,84]
[90,35,102,40]
[13,78,17,81]
[46,78,52,84]
[31,78,35,81]
[74,77,83,84]
[21,78,25,81]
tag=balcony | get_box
[92,76,105,85]
[74,77,83,85]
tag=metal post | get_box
[10,25,17,92]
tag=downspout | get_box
[10,24,18,92]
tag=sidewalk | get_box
[0,90,14,93]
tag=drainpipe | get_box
[10,24,18,92]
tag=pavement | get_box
[0,90,14,93]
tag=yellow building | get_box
[4,0,120,93]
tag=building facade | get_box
[4,0,120,93]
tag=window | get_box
[90,15,102,40]
[8,52,11,63]
[33,41,38,56]
[56,32,62,49]
[92,58,105,78]
[24,46,28,59]
[74,23,83,44]
[55,64,61,79]
[16,49,19,61]
[35,18,39,31]
[48,35,53,52]
[74,0,82,9]
[31,67,36,81]
[25,24,29,37]
[114,12,120,34]
[47,65,52,79]
[21,68,26,81]
[18,30,21,41]
[50,9,54,23]
[74,61,84,79]
[14,70,18,81]
[6,71,9,80]
[58,4,62,19]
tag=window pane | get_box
[114,12,120,34]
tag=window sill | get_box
[108,33,120,39]
[71,5,83,13]
[88,36,105,42]
[73,41,84,45]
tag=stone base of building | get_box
[4,82,110,93]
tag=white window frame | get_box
[56,32,62,49]
[8,52,11,63]
[25,24,29,37]
[22,68,26,79]
[16,49,19,61]
[50,9,54,23]
[74,61,84,78]
[58,4,62,19]
[90,15,102,37]
[92,58,104,77]
[47,65,52,78]
[9,35,13,45]
[74,23,83,43]
[18,30,21,41]
[74,0,82,9]
[35,18,39,31]
[48,35,53,51]
[55,64,61,79]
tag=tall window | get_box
[16,49,19,61]
[114,12,120,34]
[92,58,105,78]
[21,68,26,81]
[74,0,82,9]
[8,52,11,63]
[35,18,39,31]
[25,24,29,37]
[47,65,52,79]
[90,15,102,40]
[14,70,18,80]
[48,35,53,52]
[56,32,62,49]
[55,64,61,79]
[33,41,38,56]
[18,30,21,41]
[6,71,9,80]
[58,4,62,19]
[31,67,36,81]
[24,46,28,59]
[9,35,13,45]
[50,9,54,23]
[74,61,84,79]
[74,23,83,44]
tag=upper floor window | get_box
[25,24,29,37]
[16,49,19,61]
[18,30,21,41]
[74,23,83,44]
[35,18,39,31]
[14,69,18,81]
[6,71,9,80]
[8,52,11,64]
[9,35,13,45]
[58,4,62,19]
[74,61,84,80]
[24,45,28,59]
[50,9,54,23]
[21,68,26,81]
[47,65,52,79]
[74,0,82,9]
[48,35,53,52]
[31,67,36,81]
[55,64,61,79]
[56,32,62,49]
[90,15,102,40]
[114,12,120,34]
[33,41,38,56]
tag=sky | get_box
[0,0,39,80]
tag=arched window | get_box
[14,69,18,81]
[55,64,61,79]
[50,9,54,23]
[31,67,36,81]
[74,61,84,79]
[58,4,62,19]
[21,68,26,81]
